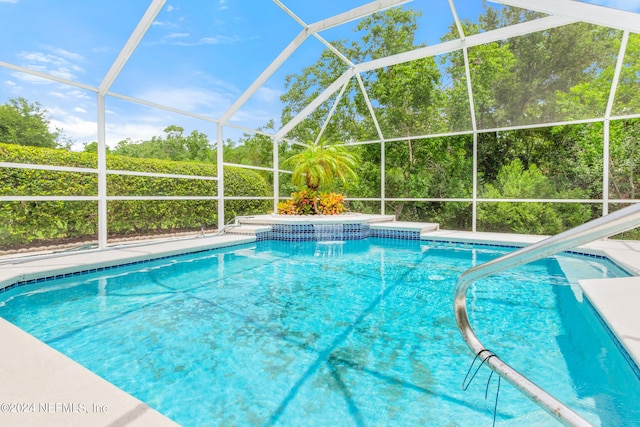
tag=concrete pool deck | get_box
[0,221,638,426]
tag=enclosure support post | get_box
[472,132,478,232]
[97,94,107,249]
[274,138,280,213]
[603,120,610,216]
[462,47,478,232]
[217,124,225,229]
[381,140,386,215]
[602,30,629,217]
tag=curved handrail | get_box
[454,203,640,426]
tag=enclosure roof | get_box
[0,0,639,148]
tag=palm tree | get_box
[283,140,360,192]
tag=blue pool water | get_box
[1,238,639,426]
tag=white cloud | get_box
[16,48,85,81]
[152,20,179,29]
[49,91,68,98]
[50,47,85,63]
[39,81,278,149]
[166,32,190,39]
[10,71,51,85]
[255,86,282,104]
[48,109,98,149]
[219,0,228,10]
[48,106,169,149]
[105,122,165,147]
[199,35,240,45]
[0,0,17,3]
[47,87,91,104]
[134,86,237,117]
[171,34,241,47]
[91,45,112,54]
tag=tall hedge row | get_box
[0,143,271,248]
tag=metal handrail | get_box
[454,203,640,426]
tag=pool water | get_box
[1,238,639,426]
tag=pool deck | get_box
[0,218,638,426]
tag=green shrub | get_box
[478,159,592,234]
[0,143,271,248]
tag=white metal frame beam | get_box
[220,0,409,126]
[275,68,356,140]
[314,78,351,144]
[306,0,412,34]
[493,0,640,33]
[0,61,97,92]
[602,31,631,216]
[98,0,167,95]
[219,29,309,125]
[107,92,219,124]
[356,15,577,73]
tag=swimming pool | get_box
[0,238,638,426]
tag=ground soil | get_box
[0,227,219,256]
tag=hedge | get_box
[0,143,271,248]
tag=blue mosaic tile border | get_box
[583,296,640,379]
[3,235,627,296]
[420,238,630,273]
[370,229,420,240]
[262,223,371,242]
[256,230,270,242]
[0,242,242,295]
[421,238,524,250]
[1,224,404,293]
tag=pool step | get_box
[226,224,272,236]
[580,276,640,368]
[229,217,440,238]
[370,221,439,234]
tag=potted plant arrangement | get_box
[278,140,360,215]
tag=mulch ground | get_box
[0,227,219,256]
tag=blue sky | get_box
[0,0,639,150]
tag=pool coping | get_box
[0,317,181,427]
[0,227,638,426]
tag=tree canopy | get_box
[0,97,61,148]
[110,125,214,162]
[284,140,360,192]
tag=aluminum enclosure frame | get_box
[0,0,638,246]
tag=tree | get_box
[283,140,360,193]
[353,9,442,137]
[83,141,111,154]
[224,120,275,169]
[479,159,591,234]
[0,97,60,148]
[280,43,357,144]
[555,33,640,202]
[442,5,620,129]
[112,125,214,162]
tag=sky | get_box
[0,0,639,150]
